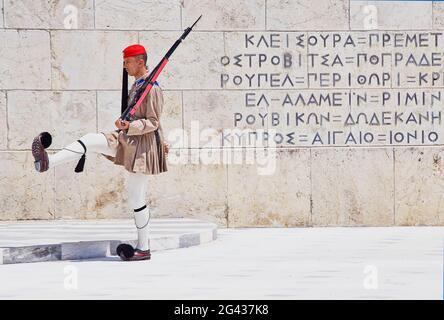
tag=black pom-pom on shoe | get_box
[116,243,135,261]
[40,132,52,149]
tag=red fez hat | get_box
[123,44,146,58]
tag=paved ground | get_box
[0,226,442,299]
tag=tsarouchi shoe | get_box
[128,249,151,261]
[32,132,52,173]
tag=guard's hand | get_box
[115,119,130,130]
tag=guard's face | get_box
[123,56,144,76]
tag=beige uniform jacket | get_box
[100,73,168,175]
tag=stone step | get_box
[0,218,218,264]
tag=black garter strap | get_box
[134,204,147,212]
[74,139,87,173]
[134,204,150,229]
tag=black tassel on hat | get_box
[121,67,128,115]
[74,140,87,173]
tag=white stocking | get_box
[48,133,116,169]
[127,171,150,251]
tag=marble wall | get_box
[1,0,444,227]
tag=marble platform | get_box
[0,218,217,264]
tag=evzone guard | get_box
[32,44,168,261]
